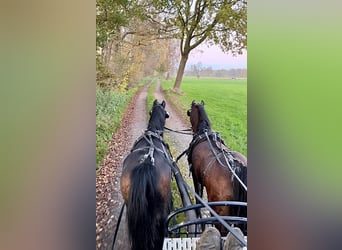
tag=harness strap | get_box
[175,148,188,163]
[131,130,172,166]
[204,131,247,191]
[187,130,247,191]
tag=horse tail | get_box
[232,164,248,235]
[127,162,165,250]
[234,164,247,203]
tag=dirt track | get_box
[96,79,193,250]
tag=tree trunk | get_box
[173,53,189,90]
[103,38,114,67]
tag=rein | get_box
[164,126,193,135]
[163,126,193,162]
[111,203,125,250]
[175,148,188,163]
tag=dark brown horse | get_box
[120,100,173,250]
[187,100,247,235]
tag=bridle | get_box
[149,103,169,118]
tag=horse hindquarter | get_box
[126,162,169,250]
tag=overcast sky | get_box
[187,44,247,70]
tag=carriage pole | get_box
[171,162,198,234]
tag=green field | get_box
[162,77,247,155]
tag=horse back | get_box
[190,142,213,178]
[191,142,234,197]
[121,149,171,202]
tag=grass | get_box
[96,78,153,171]
[162,77,247,155]
[96,87,133,170]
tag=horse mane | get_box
[197,104,211,132]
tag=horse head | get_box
[187,100,210,133]
[147,99,169,133]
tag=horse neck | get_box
[147,114,165,134]
[195,118,211,135]
[147,124,164,134]
[195,105,211,134]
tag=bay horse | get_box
[120,100,173,250]
[186,100,247,235]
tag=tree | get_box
[96,0,173,89]
[190,62,203,78]
[146,0,247,90]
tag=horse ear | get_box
[201,100,205,105]
[191,100,196,106]
[162,100,166,107]
[153,99,158,105]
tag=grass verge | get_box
[96,77,152,171]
